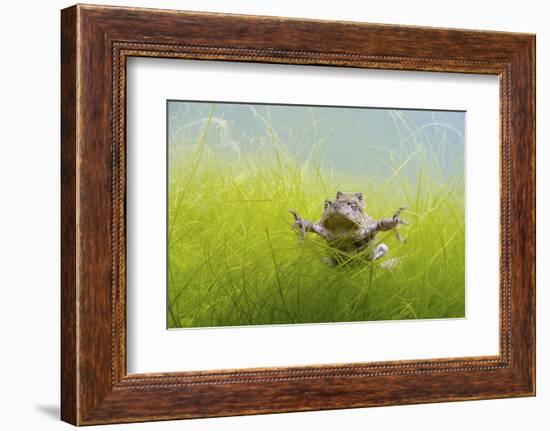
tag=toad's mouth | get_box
[321,213,360,230]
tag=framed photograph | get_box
[61,4,536,425]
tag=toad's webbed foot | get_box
[376,206,408,243]
[288,209,328,239]
[392,206,408,225]
[289,209,309,237]
[379,257,401,270]
[369,243,389,260]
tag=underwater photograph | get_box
[167,100,465,329]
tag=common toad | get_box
[289,191,407,264]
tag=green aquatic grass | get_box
[167,105,465,328]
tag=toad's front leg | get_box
[288,209,328,239]
[375,206,408,243]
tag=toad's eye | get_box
[324,200,331,209]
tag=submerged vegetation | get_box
[167,103,465,328]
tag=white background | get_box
[0,0,546,430]
[127,59,500,373]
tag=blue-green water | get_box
[168,101,465,181]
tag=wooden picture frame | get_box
[61,4,535,425]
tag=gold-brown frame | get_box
[61,4,535,425]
